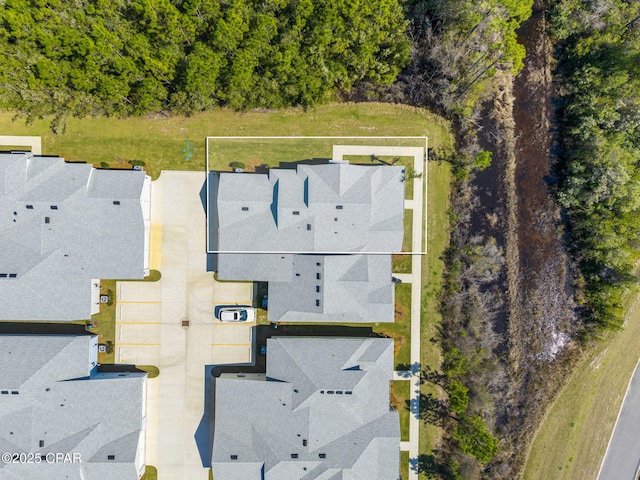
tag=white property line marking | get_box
[407,135,427,480]
[206,136,429,255]
[206,136,429,139]
[208,250,427,255]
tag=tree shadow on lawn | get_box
[411,452,450,476]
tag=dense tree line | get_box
[0,0,409,131]
[552,0,640,329]
[399,0,533,116]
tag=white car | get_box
[215,306,255,322]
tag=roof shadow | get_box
[277,158,332,169]
[194,364,216,468]
[212,324,382,377]
[0,322,90,335]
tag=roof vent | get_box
[1,391,7,394]
[9,274,17,278]
[230,455,238,460]
[345,391,353,395]
[45,217,50,224]
[316,286,320,293]
[306,224,311,230]
[336,391,343,394]
[303,439,307,446]
[316,273,321,280]
[39,440,44,447]
[319,453,327,459]
[327,391,334,394]
[242,207,249,211]
[50,205,58,210]
[113,200,120,205]
[315,299,320,306]
[292,211,300,215]
[11,391,18,394]
[26,205,33,209]
[0,274,6,278]
[107,455,115,460]
[291,454,298,459]
[336,205,343,209]
[316,262,321,266]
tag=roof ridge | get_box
[16,337,82,389]
[11,157,71,200]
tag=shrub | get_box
[473,150,493,171]
[453,415,499,464]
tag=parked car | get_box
[215,305,255,322]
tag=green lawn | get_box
[136,365,160,378]
[386,283,412,369]
[392,380,411,441]
[0,103,450,179]
[419,161,452,478]
[141,465,157,480]
[207,137,420,198]
[522,288,640,480]
[401,450,410,480]
[392,209,414,274]
[93,279,117,364]
[208,136,424,165]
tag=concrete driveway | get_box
[115,171,253,480]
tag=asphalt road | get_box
[598,360,640,480]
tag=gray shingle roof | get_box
[211,337,400,480]
[0,334,146,480]
[0,153,149,321]
[210,162,405,323]
[268,254,394,323]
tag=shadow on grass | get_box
[396,362,421,375]
[410,452,450,476]
[406,392,450,426]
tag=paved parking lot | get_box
[115,171,253,480]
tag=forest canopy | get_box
[0,0,410,131]
[401,0,533,116]
[553,0,640,328]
